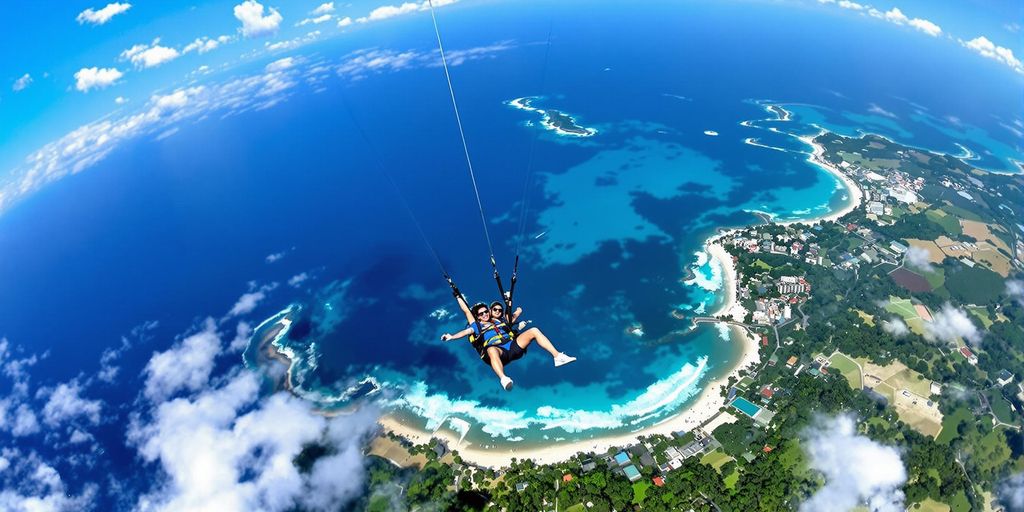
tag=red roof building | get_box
[563,474,573,482]
[652,476,665,487]
[762,445,774,453]
[761,335,769,347]
[760,386,774,399]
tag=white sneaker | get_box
[500,376,514,391]
[554,353,577,367]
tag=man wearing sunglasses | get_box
[441,295,576,391]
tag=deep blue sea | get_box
[1,0,1020,489]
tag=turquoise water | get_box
[731,397,762,418]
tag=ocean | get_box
[1,0,1019,468]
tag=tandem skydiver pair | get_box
[440,285,576,391]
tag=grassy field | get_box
[700,450,734,472]
[968,306,994,329]
[885,296,926,334]
[945,264,1005,305]
[949,490,970,512]
[936,406,973,445]
[564,503,586,512]
[752,259,772,271]
[912,497,951,512]
[862,359,942,437]
[941,203,984,222]
[723,469,739,490]
[853,309,875,326]
[925,209,963,235]
[632,481,650,504]
[987,388,1016,424]
[923,267,946,289]
[828,352,863,389]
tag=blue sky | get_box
[0,0,1020,213]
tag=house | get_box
[563,474,574,483]
[515,482,529,492]
[652,476,665,487]
[929,382,942,396]
[997,370,1014,387]
[959,346,978,365]
[581,459,597,473]
[786,355,799,368]
[760,386,774,400]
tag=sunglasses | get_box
[475,310,489,317]
[491,307,504,313]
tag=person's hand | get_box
[514,307,523,316]
[440,333,451,341]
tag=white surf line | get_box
[743,137,794,153]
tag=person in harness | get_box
[440,294,576,391]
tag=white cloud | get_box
[143,318,222,402]
[356,0,458,23]
[924,303,981,345]
[121,39,181,69]
[228,321,253,352]
[128,369,379,511]
[868,103,897,119]
[10,404,40,436]
[961,36,1024,74]
[115,96,128,104]
[40,380,103,427]
[801,415,906,512]
[265,251,287,263]
[999,473,1024,512]
[312,2,335,15]
[265,31,321,52]
[337,16,353,28]
[266,57,296,72]
[298,14,333,26]
[184,35,232,55]
[74,67,123,92]
[228,283,277,317]
[837,0,864,11]
[336,41,513,80]
[12,73,32,92]
[234,0,283,37]
[288,272,309,287]
[880,8,941,37]
[76,2,132,25]
[881,317,909,337]
[0,454,97,511]
[1008,280,1024,305]
[908,18,942,37]
[904,245,935,273]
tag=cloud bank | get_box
[234,0,284,37]
[961,36,1024,74]
[881,317,909,337]
[924,303,981,346]
[76,2,132,25]
[801,415,906,512]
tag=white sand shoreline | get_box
[772,133,863,227]
[377,324,760,469]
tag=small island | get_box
[508,96,597,137]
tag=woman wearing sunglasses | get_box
[441,295,576,391]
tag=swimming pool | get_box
[730,397,762,418]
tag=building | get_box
[563,474,574,483]
[622,464,642,482]
[652,476,665,487]
[930,382,942,396]
[997,370,1014,387]
[959,346,978,365]
[760,386,774,400]
[614,451,631,466]
[515,482,529,492]
[786,355,799,368]
[889,241,908,254]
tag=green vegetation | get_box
[632,481,651,504]
[925,209,962,235]
[987,388,1016,425]
[828,352,862,389]
[936,406,973,445]
[700,449,734,472]
[944,263,1005,304]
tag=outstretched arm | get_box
[441,326,474,342]
[510,306,523,323]
[456,294,474,324]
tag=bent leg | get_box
[516,327,559,357]
[486,347,508,379]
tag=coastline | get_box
[774,133,863,227]
[704,230,747,323]
[377,325,761,468]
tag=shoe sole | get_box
[503,380,514,391]
[554,358,577,367]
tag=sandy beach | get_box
[377,326,760,468]
[775,133,864,226]
[704,231,748,323]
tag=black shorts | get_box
[496,340,527,365]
